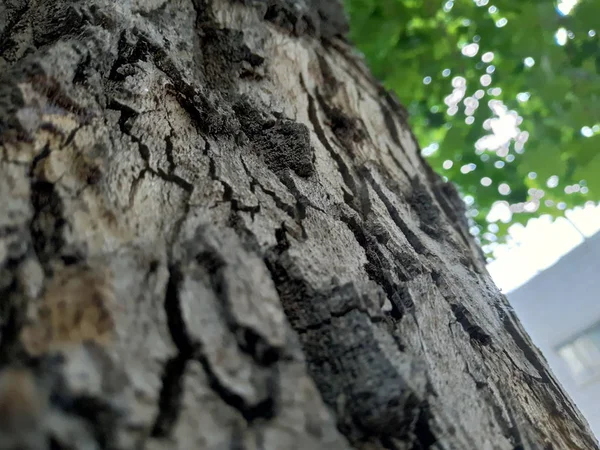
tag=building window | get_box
[557,322,600,385]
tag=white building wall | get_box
[508,231,600,438]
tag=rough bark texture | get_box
[0,1,597,449]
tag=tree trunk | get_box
[0,1,596,449]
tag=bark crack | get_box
[0,2,30,60]
[450,303,492,347]
[151,263,193,438]
[363,169,427,256]
[108,102,195,194]
[239,155,297,221]
[302,77,370,217]
[151,355,189,438]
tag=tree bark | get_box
[0,0,597,449]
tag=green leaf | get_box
[345,0,600,258]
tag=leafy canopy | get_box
[344,0,600,258]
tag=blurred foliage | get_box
[344,0,600,258]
